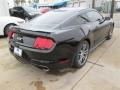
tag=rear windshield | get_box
[26,10,74,29]
[23,6,37,13]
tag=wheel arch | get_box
[4,23,17,35]
[84,38,91,48]
[71,38,90,68]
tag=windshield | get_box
[23,6,37,13]
[26,10,74,29]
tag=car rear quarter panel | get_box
[52,26,85,44]
[80,23,95,48]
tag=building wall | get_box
[0,0,9,16]
[67,0,105,8]
[39,0,62,4]
[39,0,54,4]
[67,0,92,8]
[38,0,105,8]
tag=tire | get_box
[4,24,16,37]
[106,25,114,40]
[73,40,90,68]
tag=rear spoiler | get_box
[9,26,51,37]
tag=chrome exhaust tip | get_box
[38,65,50,72]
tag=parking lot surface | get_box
[0,28,120,90]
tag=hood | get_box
[0,16,25,21]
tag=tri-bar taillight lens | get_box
[8,31,14,39]
[8,26,16,39]
[34,37,54,49]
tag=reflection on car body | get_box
[8,8,114,70]
[9,6,40,21]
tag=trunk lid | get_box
[13,28,55,48]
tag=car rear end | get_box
[8,9,79,69]
[8,27,74,69]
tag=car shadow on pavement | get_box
[47,68,78,76]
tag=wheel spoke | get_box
[84,49,88,53]
[76,41,90,66]
[79,55,83,63]
[80,55,86,64]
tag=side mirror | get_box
[105,17,111,20]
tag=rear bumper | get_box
[9,42,75,68]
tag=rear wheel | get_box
[73,40,89,68]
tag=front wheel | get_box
[106,25,114,40]
[73,40,90,68]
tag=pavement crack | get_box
[71,33,119,90]
[87,61,104,67]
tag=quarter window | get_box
[81,11,103,22]
[77,16,88,24]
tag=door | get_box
[82,10,108,45]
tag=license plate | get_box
[14,47,22,56]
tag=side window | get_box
[81,11,103,22]
[76,16,88,24]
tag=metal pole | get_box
[110,0,115,18]
[92,0,95,8]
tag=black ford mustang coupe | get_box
[8,8,114,70]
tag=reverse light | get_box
[34,37,54,49]
[8,31,14,39]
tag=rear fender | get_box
[80,25,94,49]
[52,27,85,44]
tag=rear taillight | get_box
[8,31,14,39]
[34,37,54,49]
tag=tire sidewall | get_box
[73,40,90,68]
[106,25,114,40]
